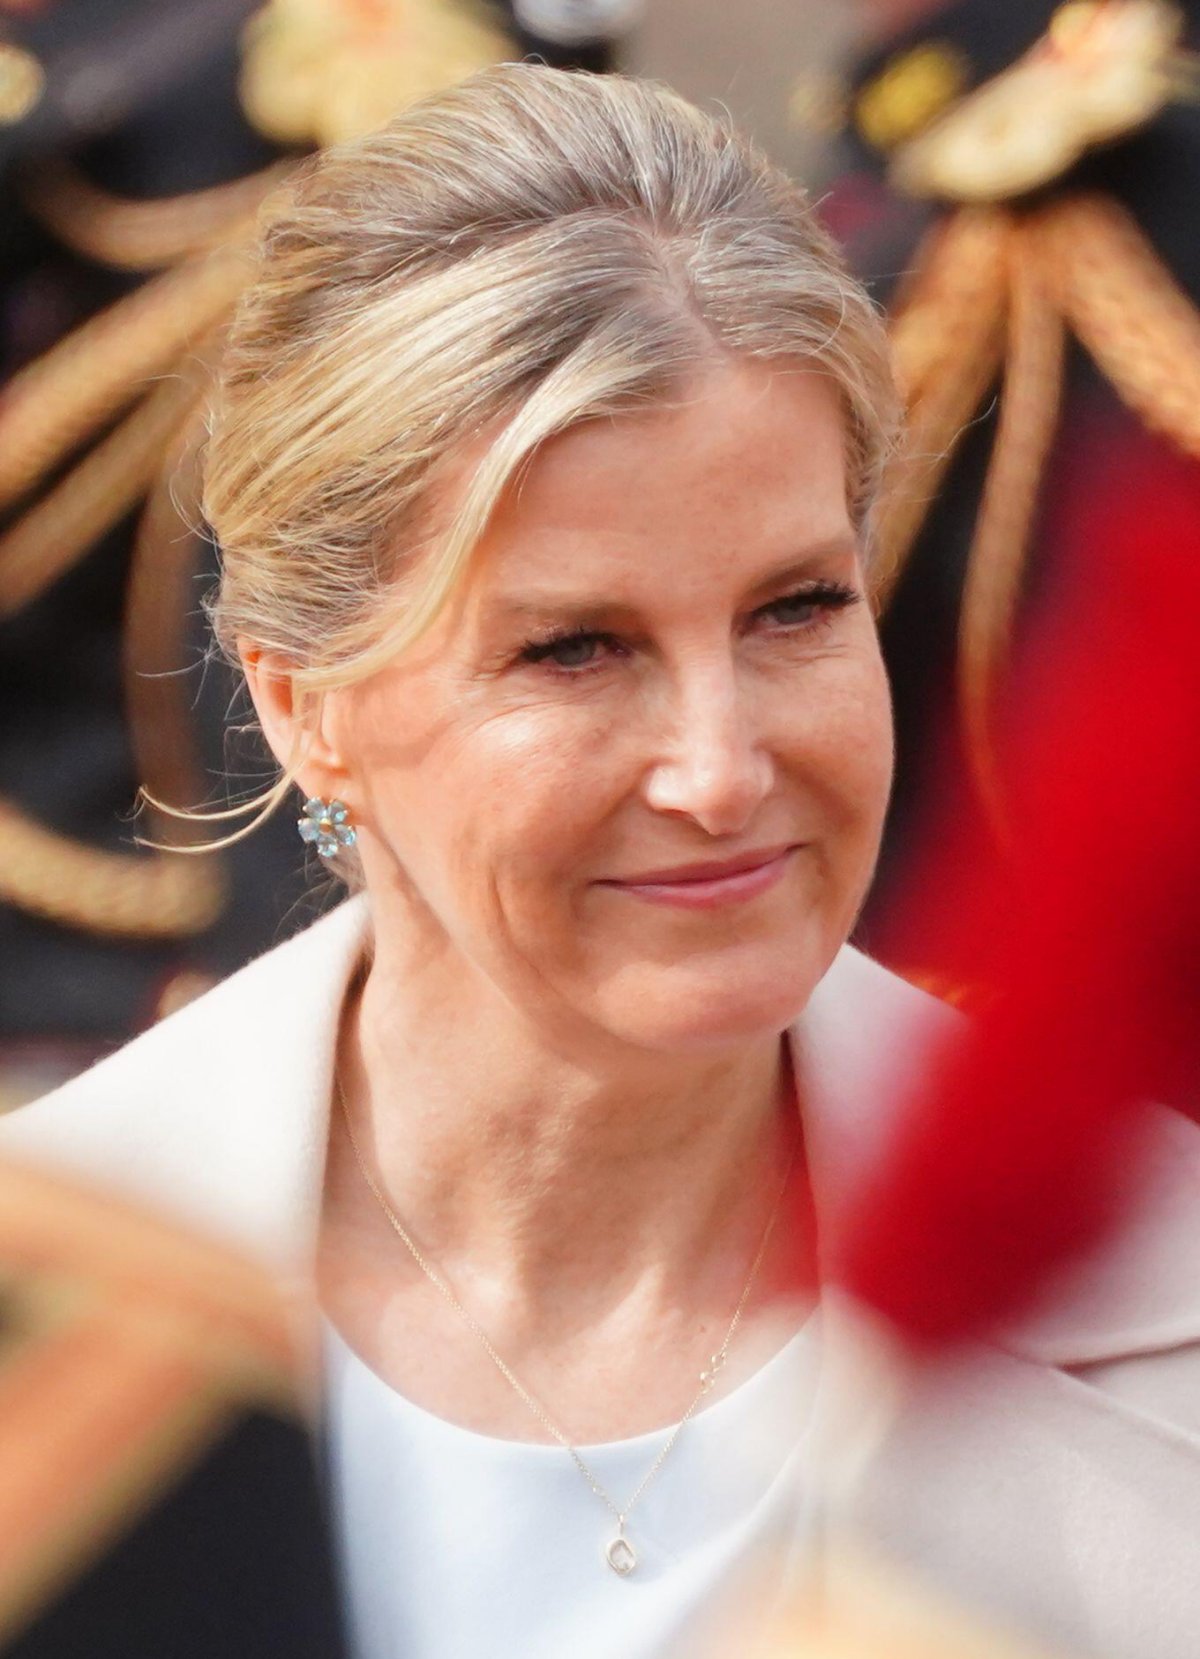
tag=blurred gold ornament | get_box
[751,1543,1068,1658]
[0,0,511,943]
[787,70,850,138]
[892,0,1187,202]
[853,42,969,154]
[0,798,227,939]
[24,159,289,271]
[873,208,1012,610]
[239,0,513,148]
[0,41,44,126]
[0,241,253,517]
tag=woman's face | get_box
[328,360,893,1051]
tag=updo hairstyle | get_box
[199,64,900,833]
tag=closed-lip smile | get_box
[597,844,801,910]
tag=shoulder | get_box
[5,893,367,1118]
[804,947,1200,1394]
[0,895,370,1261]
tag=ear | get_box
[239,643,352,802]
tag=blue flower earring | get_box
[297,796,358,860]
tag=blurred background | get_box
[3,0,1199,1105]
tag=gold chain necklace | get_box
[336,1076,800,1576]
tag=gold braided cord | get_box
[0,798,227,939]
[0,1315,234,1647]
[0,243,250,514]
[21,160,293,272]
[0,1160,297,1386]
[873,208,1012,609]
[0,372,203,617]
[887,208,1013,404]
[886,210,1001,401]
[875,190,1200,861]
[0,379,228,938]
[957,220,1066,840]
[1046,193,1200,458]
[122,393,229,880]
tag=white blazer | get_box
[4,894,1199,1658]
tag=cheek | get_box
[783,647,894,827]
[356,688,630,905]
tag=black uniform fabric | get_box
[0,1,317,1050]
[0,1147,350,1659]
[4,1411,349,1659]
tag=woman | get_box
[5,66,1199,1659]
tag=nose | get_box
[642,659,775,837]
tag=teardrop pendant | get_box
[605,1524,637,1576]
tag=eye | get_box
[518,629,622,672]
[756,581,859,631]
[762,593,821,628]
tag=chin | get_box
[594,938,840,1053]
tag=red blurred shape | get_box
[836,427,1200,1346]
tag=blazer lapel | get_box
[1004,1098,1200,1368]
[794,949,1200,1659]
[0,895,373,1280]
[791,942,963,1212]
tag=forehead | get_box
[466,361,854,608]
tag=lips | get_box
[596,844,802,911]
[607,844,797,887]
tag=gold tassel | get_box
[873,208,1011,609]
[0,373,202,617]
[887,210,1007,402]
[0,798,226,939]
[21,159,291,272]
[0,244,250,514]
[0,371,230,937]
[958,218,1066,837]
[1047,193,1200,458]
[122,391,232,912]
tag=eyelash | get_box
[517,581,861,673]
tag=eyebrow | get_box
[742,537,861,605]
[487,535,861,628]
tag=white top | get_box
[13,899,1200,1659]
[322,1318,820,1659]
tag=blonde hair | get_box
[195,64,899,842]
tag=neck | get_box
[333,928,809,1327]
